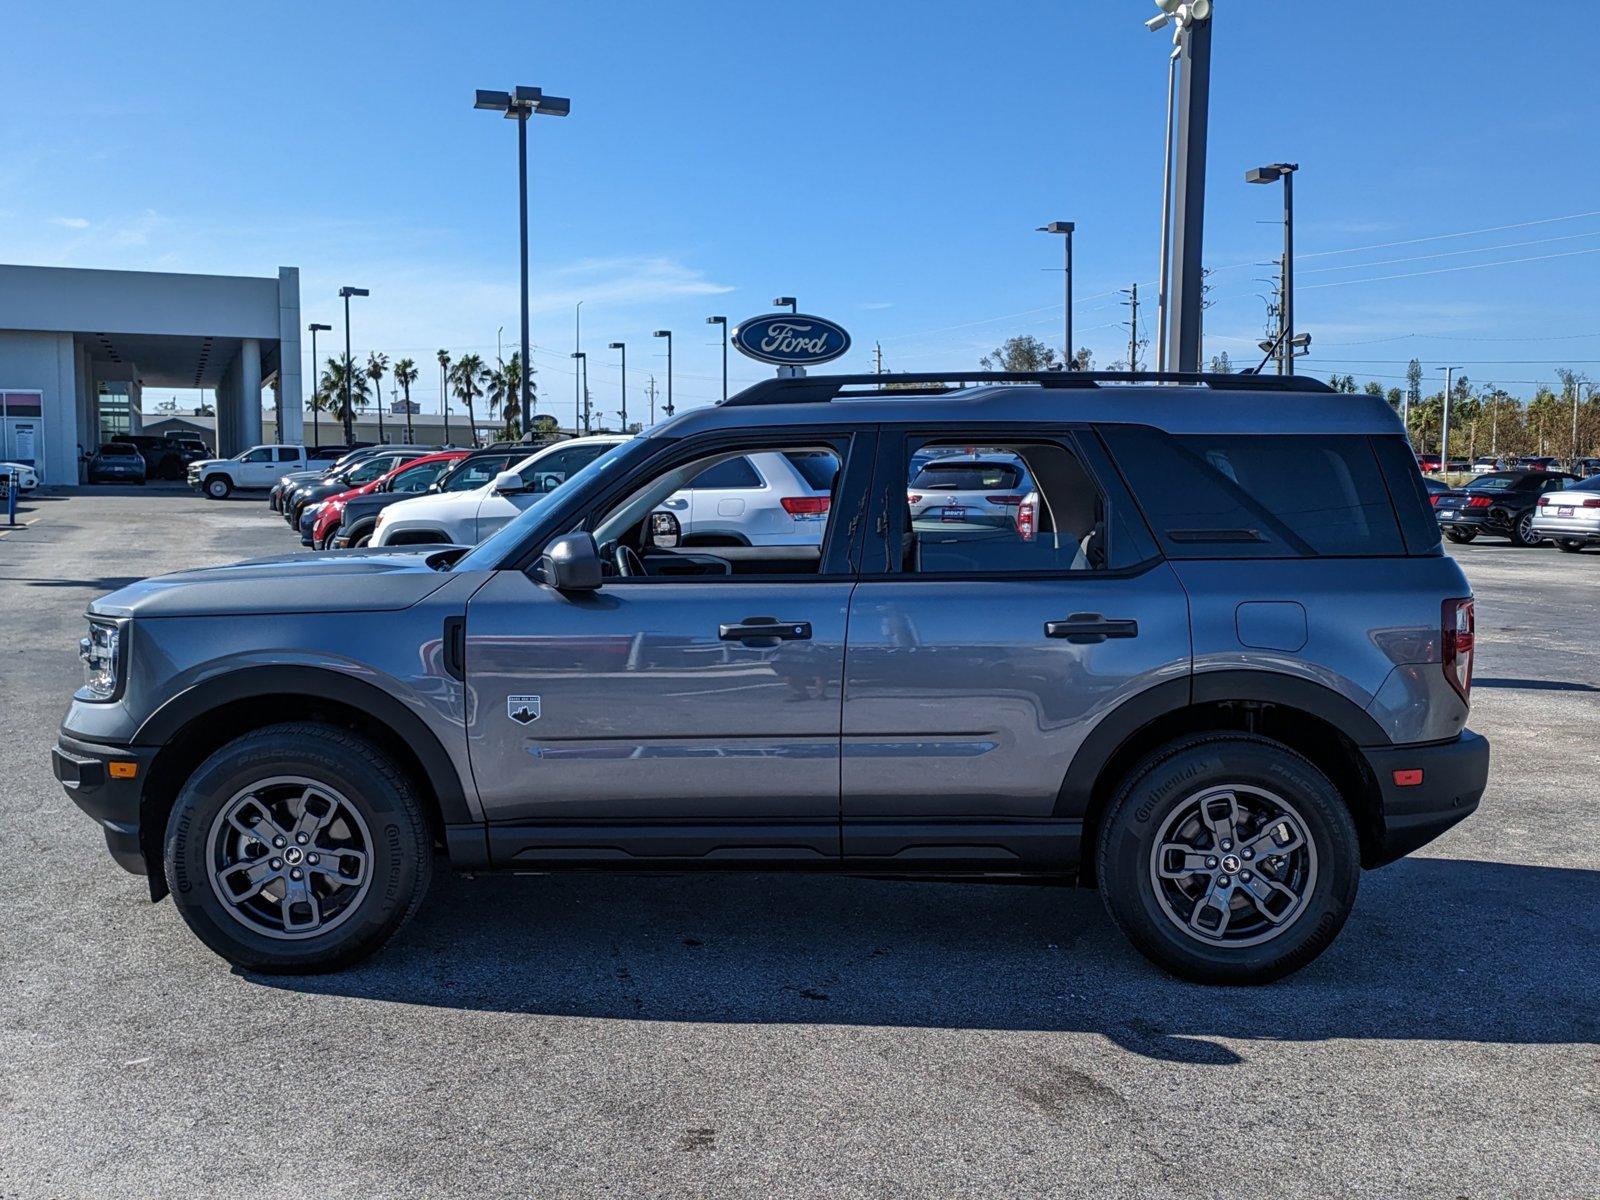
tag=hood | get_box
[89,548,461,618]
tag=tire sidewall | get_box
[1099,737,1360,984]
[205,477,230,499]
[164,728,427,971]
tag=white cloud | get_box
[50,216,90,229]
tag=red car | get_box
[311,451,467,549]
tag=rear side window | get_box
[1100,427,1408,557]
[783,450,840,491]
[689,457,762,490]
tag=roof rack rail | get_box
[719,370,1335,406]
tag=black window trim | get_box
[857,422,1163,582]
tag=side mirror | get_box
[536,532,603,592]
[649,510,681,549]
[492,470,525,494]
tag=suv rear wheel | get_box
[163,723,432,972]
[1096,733,1360,984]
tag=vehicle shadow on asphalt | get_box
[253,856,1598,1063]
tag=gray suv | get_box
[52,372,1489,983]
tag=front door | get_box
[462,428,870,865]
[841,429,1191,862]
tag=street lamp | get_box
[307,323,331,446]
[706,316,728,399]
[338,287,368,444]
[570,351,588,435]
[475,84,570,439]
[653,330,674,417]
[1439,366,1460,473]
[1035,223,1075,368]
[608,342,627,430]
[773,297,797,314]
[1247,162,1299,375]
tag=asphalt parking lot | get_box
[1,488,1596,1200]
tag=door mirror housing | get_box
[492,470,526,494]
[536,532,603,592]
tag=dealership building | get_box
[0,263,302,484]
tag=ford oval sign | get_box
[731,313,851,367]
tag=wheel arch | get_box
[135,666,471,897]
[1063,671,1390,884]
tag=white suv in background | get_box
[663,450,839,546]
[371,435,627,547]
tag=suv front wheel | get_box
[163,723,433,972]
[1096,733,1360,984]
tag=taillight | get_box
[1016,495,1037,541]
[908,494,922,504]
[1442,598,1475,703]
[1430,495,1441,507]
[1584,498,1600,508]
[987,494,1024,506]
[780,496,830,516]
[1465,495,1492,508]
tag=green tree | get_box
[449,353,486,447]
[322,355,369,433]
[483,352,527,440]
[980,335,1058,372]
[393,358,419,442]
[1363,380,1386,397]
[1070,347,1094,371]
[1209,351,1233,374]
[1406,358,1423,411]
[436,349,453,443]
[365,352,389,441]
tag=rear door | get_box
[841,427,1190,864]
[685,455,762,543]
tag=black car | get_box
[330,448,522,548]
[86,442,147,484]
[112,434,207,480]
[1434,469,1579,546]
[283,448,435,528]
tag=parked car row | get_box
[1430,467,1600,551]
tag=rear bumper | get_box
[1529,515,1600,541]
[52,732,158,876]
[1361,729,1489,867]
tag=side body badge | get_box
[507,695,541,725]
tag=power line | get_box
[1299,245,1600,291]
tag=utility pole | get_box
[1123,284,1141,371]
[874,342,883,376]
[1439,366,1458,472]
[645,374,658,425]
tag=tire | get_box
[204,475,232,500]
[1555,539,1584,554]
[1509,511,1541,547]
[1443,528,1477,543]
[353,533,372,548]
[162,723,433,973]
[1096,733,1360,985]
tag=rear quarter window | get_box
[1100,427,1414,557]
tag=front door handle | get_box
[719,616,812,643]
[1045,613,1139,644]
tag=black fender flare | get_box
[1056,669,1391,816]
[134,664,472,824]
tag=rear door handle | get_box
[720,617,812,642]
[1045,613,1139,644]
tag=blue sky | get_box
[1,0,1593,420]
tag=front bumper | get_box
[53,732,159,878]
[1361,729,1489,867]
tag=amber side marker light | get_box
[1392,769,1424,788]
[108,761,138,780]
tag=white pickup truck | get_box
[187,444,308,499]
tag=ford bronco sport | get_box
[53,372,1489,983]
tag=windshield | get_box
[452,437,651,572]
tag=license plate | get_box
[1556,506,1573,518]
[942,504,966,523]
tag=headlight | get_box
[78,619,124,701]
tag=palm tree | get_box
[436,349,452,444]
[483,352,526,441]
[449,353,486,447]
[323,355,369,440]
[393,358,419,442]
[366,352,389,443]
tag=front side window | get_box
[240,448,272,463]
[392,460,450,492]
[443,456,511,491]
[347,457,396,484]
[518,444,612,491]
[897,437,1135,574]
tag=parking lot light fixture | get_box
[475,83,570,437]
[653,330,674,417]
[773,297,797,314]
[1247,162,1299,375]
[706,316,728,400]
[1035,223,1075,367]
[307,323,332,446]
[571,351,587,436]
[608,342,627,429]
[338,288,368,444]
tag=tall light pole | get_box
[706,316,729,399]
[570,351,587,435]
[475,84,570,442]
[609,342,627,430]
[653,330,674,417]
[1439,366,1459,473]
[1247,162,1299,375]
[1146,0,1214,372]
[307,322,331,446]
[1036,223,1074,367]
[773,296,797,314]
[338,287,367,444]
